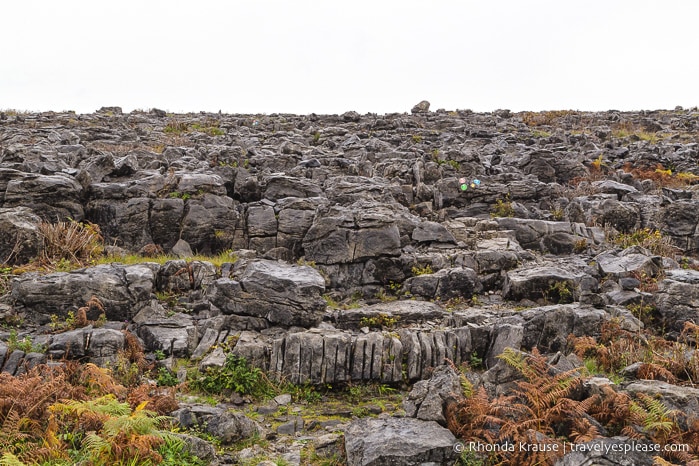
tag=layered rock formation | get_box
[1,104,698,464]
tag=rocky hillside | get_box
[0,103,698,465]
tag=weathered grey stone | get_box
[149,198,185,251]
[302,202,403,265]
[595,249,662,278]
[247,204,277,237]
[174,433,218,463]
[171,239,193,258]
[4,173,84,221]
[622,379,699,415]
[333,300,444,330]
[495,218,602,254]
[199,346,226,370]
[592,179,639,198]
[403,365,462,424]
[411,100,431,114]
[229,331,269,370]
[48,326,125,364]
[0,207,42,265]
[652,269,699,334]
[502,266,582,302]
[269,329,404,384]
[597,199,641,233]
[204,411,259,445]
[276,416,303,435]
[2,349,25,375]
[519,304,608,353]
[11,263,155,323]
[207,260,326,327]
[191,327,219,360]
[86,197,153,250]
[412,221,456,244]
[344,417,458,466]
[485,322,524,369]
[132,305,195,357]
[263,175,323,201]
[179,194,239,254]
[404,267,482,300]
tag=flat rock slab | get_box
[595,251,661,278]
[11,263,156,323]
[344,417,458,466]
[333,300,445,329]
[502,266,581,301]
[621,379,699,413]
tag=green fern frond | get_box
[82,431,111,457]
[51,394,131,418]
[101,409,164,437]
[497,348,531,376]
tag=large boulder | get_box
[595,247,663,279]
[403,365,463,424]
[206,260,326,327]
[344,417,458,466]
[275,197,326,256]
[0,207,42,265]
[653,269,699,335]
[48,326,125,365]
[3,173,84,221]
[179,194,239,254]
[204,411,259,445]
[302,202,403,265]
[11,263,156,323]
[495,218,604,254]
[132,304,196,357]
[404,266,482,300]
[503,266,583,302]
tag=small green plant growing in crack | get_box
[490,194,514,218]
[547,281,574,304]
[411,264,433,276]
[168,191,191,201]
[360,313,400,329]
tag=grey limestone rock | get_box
[651,268,699,335]
[11,263,155,323]
[333,300,445,330]
[204,411,259,445]
[404,266,482,300]
[344,417,458,466]
[411,100,431,114]
[0,207,42,265]
[207,259,326,327]
[502,266,583,302]
[412,221,457,244]
[403,365,462,424]
[302,202,402,265]
[4,173,84,221]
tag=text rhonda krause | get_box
[459,441,690,454]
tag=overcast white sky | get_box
[1,1,697,115]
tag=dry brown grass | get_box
[38,220,103,269]
[623,163,699,188]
